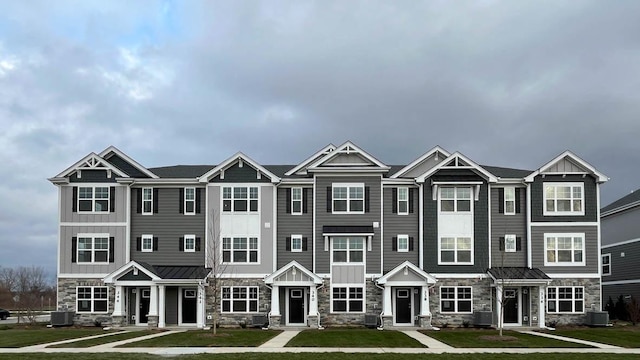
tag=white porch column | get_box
[271,285,281,316]
[495,285,503,328]
[309,286,318,315]
[539,286,546,328]
[149,285,158,317]
[112,285,124,316]
[197,284,204,328]
[383,285,392,315]
[158,285,165,328]
[420,286,431,316]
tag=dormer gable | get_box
[524,151,608,183]
[415,152,498,183]
[391,146,450,179]
[49,152,129,184]
[285,144,336,176]
[306,141,390,173]
[199,152,280,183]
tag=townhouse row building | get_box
[49,142,608,329]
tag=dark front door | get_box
[503,288,519,324]
[396,288,412,324]
[139,288,150,324]
[288,288,305,324]
[182,288,197,324]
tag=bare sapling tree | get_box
[493,241,515,337]
[207,209,227,335]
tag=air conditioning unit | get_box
[364,314,378,328]
[473,311,493,327]
[251,314,268,328]
[51,311,75,326]
[585,311,609,327]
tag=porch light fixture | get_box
[403,266,408,276]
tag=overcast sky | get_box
[1,0,639,278]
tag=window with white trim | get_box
[291,235,302,252]
[78,186,110,212]
[77,286,108,313]
[333,183,364,213]
[332,287,364,313]
[544,183,584,215]
[221,286,258,313]
[439,237,472,264]
[397,234,409,252]
[141,234,153,252]
[602,253,611,276]
[504,187,516,215]
[184,187,195,214]
[223,237,259,263]
[504,234,516,253]
[332,237,364,263]
[440,187,471,212]
[184,234,196,252]
[77,234,109,263]
[440,286,472,313]
[547,286,584,313]
[142,188,153,214]
[545,233,585,266]
[223,186,259,212]
[398,187,409,215]
[291,187,302,215]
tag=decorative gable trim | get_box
[198,152,280,183]
[376,261,437,285]
[264,260,323,285]
[51,152,129,180]
[524,150,608,183]
[99,146,159,179]
[415,152,498,183]
[391,146,450,179]
[285,144,336,176]
[103,260,161,283]
[306,141,390,172]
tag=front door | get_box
[503,288,519,324]
[138,287,151,324]
[288,288,305,325]
[395,288,412,325]
[181,288,197,324]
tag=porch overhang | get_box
[322,225,374,236]
[487,267,552,286]
[104,261,210,284]
[377,261,437,285]
[264,261,323,286]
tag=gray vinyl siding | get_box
[314,175,382,274]
[382,186,419,272]
[209,162,271,183]
[276,187,313,270]
[602,283,640,306]
[68,169,117,183]
[331,265,365,284]
[531,225,599,273]
[490,187,527,267]
[530,175,598,222]
[59,225,127,274]
[602,207,640,246]
[602,242,640,282]
[60,185,127,223]
[131,187,205,266]
[165,287,179,325]
[105,154,150,178]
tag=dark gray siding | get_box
[531,175,598,222]
[602,283,640,307]
[69,169,117,183]
[210,163,271,183]
[531,225,599,273]
[602,241,640,282]
[276,187,313,270]
[602,207,640,246]
[490,187,527,267]
[165,287,178,325]
[105,154,149,178]
[61,185,127,223]
[131,187,205,266]
[382,186,419,272]
[315,175,382,274]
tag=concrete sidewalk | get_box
[519,330,622,349]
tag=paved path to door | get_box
[518,330,622,349]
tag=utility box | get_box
[473,311,493,327]
[364,314,378,328]
[585,311,609,327]
[50,311,75,326]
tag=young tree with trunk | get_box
[207,209,227,335]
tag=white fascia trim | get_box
[61,222,127,227]
[602,279,640,286]
[278,179,315,185]
[546,273,601,279]
[218,274,271,279]
[524,150,609,183]
[272,185,277,273]
[602,201,640,217]
[382,179,417,185]
[308,168,390,174]
[199,152,280,183]
[99,145,159,179]
[58,273,110,279]
[285,143,336,176]
[433,273,488,279]
[53,152,129,179]
[416,152,498,183]
[602,237,640,249]
[380,174,384,276]
[132,179,202,185]
[390,146,450,179]
[530,222,598,227]
[306,141,390,171]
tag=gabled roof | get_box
[391,146,450,179]
[487,267,551,283]
[306,141,390,172]
[264,261,323,285]
[415,152,498,183]
[377,261,437,285]
[285,144,336,176]
[99,146,158,179]
[103,261,161,283]
[524,150,608,183]
[51,152,129,180]
[602,189,640,215]
[198,152,281,183]
[149,165,215,178]
[482,165,532,179]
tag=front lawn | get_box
[543,326,640,348]
[118,329,281,347]
[0,325,117,348]
[421,329,590,348]
[286,328,424,347]
[48,330,158,348]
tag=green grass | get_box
[421,329,590,348]
[48,330,157,348]
[118,329,282,347]
[0,325,117,348]
[286,328,424,347]
[542,326,640,348]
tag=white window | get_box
[440,187,471,212]
[78,186,110,212]
[221,286,258,313]
[332,287,364,313]
[547,287,584,313]
[292,187,302,215]
[544,183,584,215]
[504,187,516,215]
[333,183,364,213]
[397,234,409,252]
[440,286,472,313]
[223,237,259,263]
[545,233,585,266]
[77,234,109,263]
[142,188,153,214]
[398,187,409,215]
[291,235,302,252]
[184,234,196,252]
[184,187,195,214]
[332,237,364,263]
[77,286,108,313]
[602,253,611,276]
[141,234,153,252]
[223,186,259,212]
[439,237,472,264]
[504,234,517,253]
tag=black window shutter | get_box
[392,236,397,251]
[365,186,370,213]
[109,237,115,262]
[515,188,522,214]
[72,187,78,212]
[498,188,504,214]
[409,237,414,251]
[179,188,184,214]
[179,237,184,251]
[71,237,77,262]
[153,237,159,251]
[302,237,308,251]
[110,187,115,212]
[499,236,505,251]
[286,237,291,251]
[136,237,141,251]
[286,189,292,214]
[136,188,142,213]
[392,188,398,213]
[195,189,202,213]
[195,237,201,251]
[326,186,332,212]
[302,189,309,214]
[409,188,415,213]
[516,237,522,251]
[153,188,159,214]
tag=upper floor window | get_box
[439,237,472,264]
[141,234,153,252]
[291,187,303,215]
[440,286,472,313]
[291,234,302,252]
[544,183,584,215]
[504,187,516,215]
[184,234,196,252]
[333,183,364,213]
[545,233,585,266]
[397,234,409,252]
[602,253,611,276]
[504,234,516,253]
[440,187,471,212]
[223,237,259,263]
[184,187,196,215]
[397,187,409,215]
[78,186,110,212]
[77,234,109,263]
[142,188,153,214]
[332,237,364,263]
[223,186,259,212]
[547,286,584,313]
[77,286,108,313]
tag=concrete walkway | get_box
[259,330,300,348]
[401,330,453,349]
[90,329,186,349]
[519,330,623,349]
